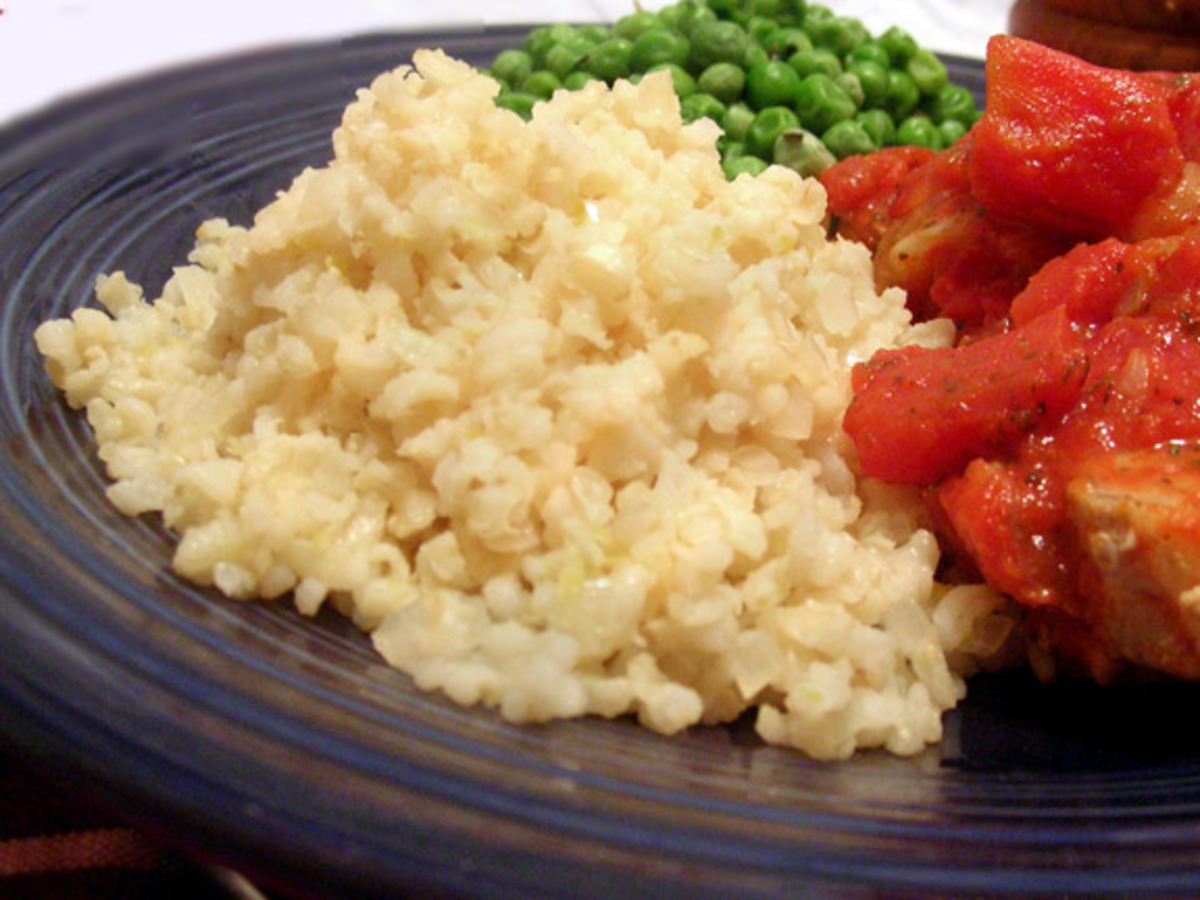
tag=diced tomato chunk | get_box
[969,36,1185,237]
[1142,70,1200,163]
[926,216,1071,332]
[1058,316,1200,454]
[819,145,936,250]
[1009,238,1139,327]
[888,139,971,222]
[1169,78,1200,164]
[936,459,1074,609]
[1143,226,1200,323]
[845,306,1089,485]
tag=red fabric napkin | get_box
[0,743,255,899]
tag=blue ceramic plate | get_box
[4,28,1200,900]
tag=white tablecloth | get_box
[0,0,1010,128]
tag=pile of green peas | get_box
[485,0,981,179]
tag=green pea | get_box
[648,62,697,98]
[660,1,718,37]
[793,72,857,134]
[847,41,891,69]
[822,119,876,159]
[807,15,868,57]
[583,37,634,81]
[846,59,889,109]
[835,72,865,110]
[689,20,752,72]
[545,23,586,47]
[495,92,538,119]
[855,108,897,148]
[564,70,602,90]
[745,105,801,159]
[746,59,801,110]
[742,43,770,70]
[656,2,686,31]
[631,29,691,72]
[773,127,835,177]
[803,4,834,24]
[579,24,611,44]
[721,101,757,142]
[719,137,746,157]
[521,70,563,100]
[687,4,721,34]
[545,41,588,79]
[744,15,780,46]
[681,92,728,123]
[879,25,919,67]
[786,48,841,79]
[723,154,770,179]
[937,118,969,147]
[614,10,661,41]
[927,82,977,126]
[907,48,948,97]
[884,69,921,120]
[770,0,809,25]
[762,26,813,59]
[698,62,747,103]
[524,27,556,67]
[896,114,943,149]
[706,0,744,20]
[491,49,534,89]
[747,0,784,20]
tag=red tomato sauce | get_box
[822,36,1200,679]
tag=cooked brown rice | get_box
[35,50,1016,759]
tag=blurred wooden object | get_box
[1009,0,1200,70]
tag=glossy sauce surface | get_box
[828,36,1200,679]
